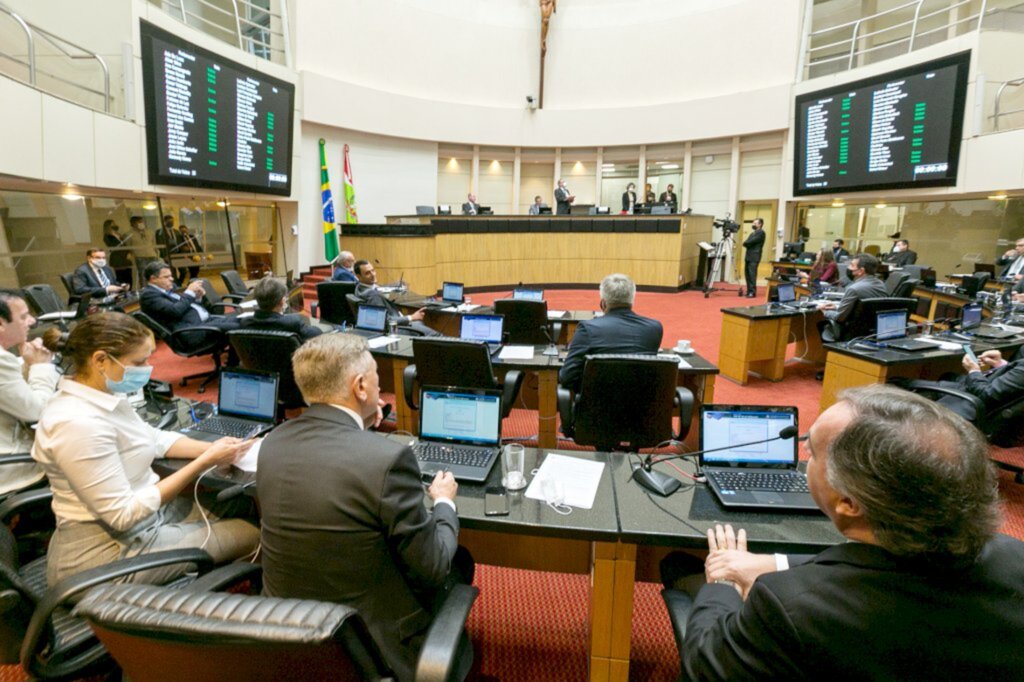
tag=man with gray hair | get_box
[331,250,357,282]
[558,273,663,392]
[238,276,323,340]
[661,384,1024,679]
[257,333,471,680]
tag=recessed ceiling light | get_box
[217,200,230,207]
[142,203,157,210]
[62,193,83,201]
[988,193,1008,201]
[661,164,680,170]
[874,202,887,209]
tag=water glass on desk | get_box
[502,443,527,490]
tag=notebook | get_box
[960,302,1018,339]
[414,386,502,483]
[513,288,544,302]
[460,314,504,354]
[423,281,465,308]
[775,282,817,309]
[875,310,933,351]
[699,405,818,511]
[180,368,279,442]
[349,304,388,338]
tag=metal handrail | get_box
[994,77,1024,131]
[150,0,291,67]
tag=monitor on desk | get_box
[355,304,388,332]
[960,303,983,331]
[441,281,465,303]
[776,283,796,304]
[218,369,279,421]
[876,310,909,340]
[460,314,504,344]
[700,406,799,467]
[513,288,544,302]
[538,206,553,215]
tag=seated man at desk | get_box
[331,250,358,282]
[662,385,1024,679]
[139,262,239,342]
[528,195,548,215]
[883,239,917,267]
[905,349,1024,421]
[997,237,1024,281]
[353,260,439,337]
[816,254,886,343]
[72,248,128,298]
[238,277,323,341]
[258,333,472,681]
[558,273,663,392]
[462,193,480,215]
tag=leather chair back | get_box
[220,270,250,298]
[345,293,362,319]
[412,338,500,390]
[228,330,305,409]
[571,354,681,451]
[893,278,920,299]
[20,285,66,316]
[58,273,79,303]
[315,282,357,327]
[884,271,909,296]
[843,297,918,341]
[494,299,551,345]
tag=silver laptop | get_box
[700,405,819,512]
[180,368,279,442]
[459,314,504,355]
[349,304,388,338]
[413,386,502,483]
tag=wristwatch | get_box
[714,579,736,587]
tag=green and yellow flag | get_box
[343,144,358,224]
[319,139,339,261]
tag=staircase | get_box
[301,265,333,306]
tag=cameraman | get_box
[742,218,765,298]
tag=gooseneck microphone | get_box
[631,425,802,497]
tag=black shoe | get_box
[746,293,756,298]
[815,370,825,381]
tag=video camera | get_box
[713,216,740,237]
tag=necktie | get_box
[97,268,109,288]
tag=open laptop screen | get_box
[700,407,798,467]
[513,288,544,302]
[876,310,908,341]
[442,282,464,303]
[776,283,796,303]
[460,315,503,344]
[356,305,387,332]
[219,369,278,420]
[419,388,501,447]
[961,303,983,330]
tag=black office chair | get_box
[901,264,930,280]
[20,284,79,328]
[494,299,562,345]
[557,354,693,452]
[345,293,362,320]
[402,338,524,419]
[131,311,225,393]
[902,381,1024,457]
[660,587,694,674]
[960,273,989,299]
[228,329,305,413]
[73,567,478,682]
[57,273,81,307]
[198,278,243,313]
[884,271,910,296]
[893,277,920,299]
[314,281,357,327]
[0,488,242,681]
[833,297,918,342]
[220,270,252,300]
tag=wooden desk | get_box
[718,304,825,385]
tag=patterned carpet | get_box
[7,286,1022,681]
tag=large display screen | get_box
[140,20,294,196]
[794,51,970,196]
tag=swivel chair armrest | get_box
[22,548,215,680]
[0,488,53,525]
[905,381,986,412]
[674,387,695,443]
[184,561,263,594]
[207,302,239,315]
[220,293,247,304]
[167,325,227,354]
[310,301,319,319]
[660,588,694,653]
[414,584,479,682]
[403,364,419,411]
[499,370,524,419]
[556,386,574,439]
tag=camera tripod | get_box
[702,231,741,298]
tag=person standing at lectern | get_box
[742,218,766,298]
[554,179,574,215]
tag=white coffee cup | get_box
[675,339,692,353]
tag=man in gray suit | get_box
[817,253,887,342]
[257,333,470,680]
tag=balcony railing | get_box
[151,0,291,67]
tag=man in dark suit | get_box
[662,384,1024,679]
[884,239,918,267]
[353,260,439,336]
[909,348,1024,421]
[658,184,677,206]
[558,273,663,392]
[71,249,127,298]
[553,179,574,215]
[257,333,472,680]
[741,218,766,298]
[238,277,323,341]
[461,193,480,215]
[996,237,1024,280]
[331,250,358,282]
[156,214,186,281]
[177,224,202,281]
[139,262,238,346]
[831,238,849,262]
[817,253,887,342]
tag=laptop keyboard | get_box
[709,470,810,493]
[193,416,263,438]
[414,443,493,469]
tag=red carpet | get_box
[9,287,1021,681]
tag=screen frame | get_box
[793,50,971,197]
[139,19,296,197]
[698,404,800,469]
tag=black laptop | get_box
[180,368,279,442]
[459,314,504,355]
[875,310,934,351]
[424,282,464,308]
[413,386,502,483]
[699,405,819,512]
[513,288,544,302]
[961,303,1018,339]
[348,304,388,338]
[775,282,817,309]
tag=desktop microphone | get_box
[538,324,559,356]
[216,480,256,502]
[631,425,801,497]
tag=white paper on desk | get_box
[525,453,605,510]
[239,300,258,310]
[547,310,566,318]
[367,335,402,349]
[234,438,262,472]
[455,303,481,312]
[498,345,534,360]
[657,353,692,368]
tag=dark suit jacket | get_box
[941,359,1024,418]
[155,226,181,260]
[331,267,358,282]
[659,191,677,204]
[354,283,404,324]
[71,263,118,297]
[683,537,1024,680]
[743,228,766,263]
[885,249,918,266]
[998,253,1023,278]
[554,187,571,215]
[832,247,849,261]
[461,202,479,215]
[238,310,323,340]
[102,233,131,268]
[140,285,206,331]
[558,307,663,392]
[621,191,636,212]
[258,406,459,681]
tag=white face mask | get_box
[92,258,107,268]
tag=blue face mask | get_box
[104,356,153,394]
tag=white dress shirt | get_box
[0,348,58,494]
[1008,257,1024,278]
[32,378,184,531]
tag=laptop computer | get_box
[775,282,817,309]
[180,368,279,442]
[699,405,819,512]
[460,314,504,355]
[413,386,503,483]
[513,288,544,302]
[424,281,464,308]
[960,302,1018,339]
[875,310,934,351]
[349,304,388,338]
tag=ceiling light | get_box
[988,193,1008,201]
[661,164,680,170]
[874,202,887,209]
[831,199,845,208]
[573,161,584,171]
[142,203,158,210]
[217,200,230,207]
[62,193,83,201]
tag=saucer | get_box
[673,347,694,355]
